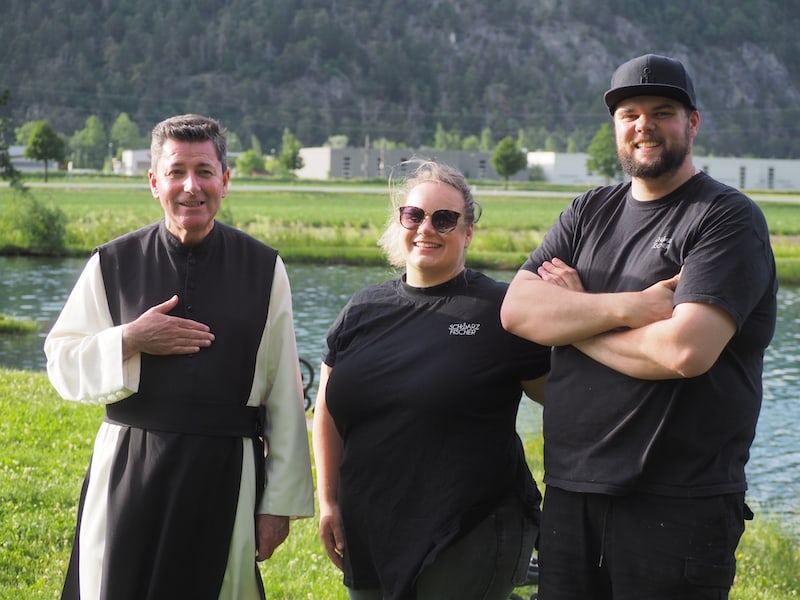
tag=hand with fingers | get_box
[121,295,215,360]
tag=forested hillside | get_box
[2,0,799,158]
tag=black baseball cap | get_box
[604,54,697,114]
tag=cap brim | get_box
[604,85,696,113]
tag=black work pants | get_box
[537,487,748,600]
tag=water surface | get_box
[1,257,797,533]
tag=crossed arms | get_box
[500,258,737,380]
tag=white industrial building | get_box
[297,147,800,191]
[296,147,520,183]
[526,151,800,191]
[8,145,47,171]
[119,149,152,176]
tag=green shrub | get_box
[0,195,66,255]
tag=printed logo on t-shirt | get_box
[449,322,481,336]
[652,235,672,251]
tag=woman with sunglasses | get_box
[312,159,551,600]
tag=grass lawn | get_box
[1,182,799,280]
[0,368,798,599]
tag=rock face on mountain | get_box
[1,0,798,157]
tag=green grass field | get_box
[0,369,798,598]
[2,182,799,280]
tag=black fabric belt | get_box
[105,401,267,499]
[105,401,264,438]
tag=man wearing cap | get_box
[501,54,777,599]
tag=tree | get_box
[491,136,527,189]
[479,127,494,152]
[226,131,244,152]
[516,128,530,152]
[109,113,144,155]
[0,89,24,190]
[249,134,263,155]
[373,138,402,150]
[433,123,461,150]
[461,135,480,151]
[25,120,65,182]
[234,149,266,175]
[544,135,561,152]
[586,122,621,184]
[278,128,304,172]
[326,134,348,149]
[69,115,108,170]
[15,120,38,145]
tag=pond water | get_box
[1,256,798,533]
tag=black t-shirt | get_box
[324,269,550,598]
[523,172,777,497]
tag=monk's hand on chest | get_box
[121,295,214,359]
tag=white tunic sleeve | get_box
[249,257,314,518]
[44,252,141,404]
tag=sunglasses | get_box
[398,206,462,234]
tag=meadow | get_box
[1,182,799,281]
[0,368,798,599]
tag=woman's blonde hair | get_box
[378,158,481,268]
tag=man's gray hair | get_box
[150,114,228,172]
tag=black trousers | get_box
[537,487,748,600]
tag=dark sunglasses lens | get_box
[431,210,459,232]
[399,207,425,229]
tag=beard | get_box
[618,123,692,179]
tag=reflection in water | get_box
[0,256,89,371]
[1,257,798,533]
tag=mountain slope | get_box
[2,0,799,157]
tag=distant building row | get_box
[10,144,800,191]
[295,147,800,192]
